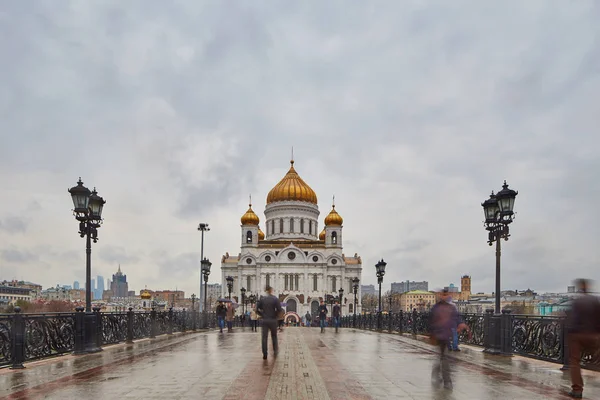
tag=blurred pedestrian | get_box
[318,300,328,333]
[333,301,341,333]
[257,286,282,360]
[430,289,470,390]
[566,279,600,399]
[250,306,258,332]
[226,302,235,332]
[216,301,226,333]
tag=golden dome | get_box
[266,161,318,205]
[319,228,326,241]
[324,205,343,226]
[258,227,265,240]
[241,204,260,225]
[140,290,152,300]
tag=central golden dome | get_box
[140,289,152,300]
[266,161,318,204]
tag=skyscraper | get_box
[110,265,129,298]
[96,275,105,300]
[73,281,80,290]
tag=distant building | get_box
[1,280,43,299]
[73,281,80,290]
[110,265,129,298]
[444,283,459,293]
[155,290,185,305]
[361,285,375,296]
[391,281,429,294]
[205,283,222,311]
[0,285,31,304]
[40,286,69,301]
[399,290,436,312]
[567,286,576,293]
[69,289,85,302]
[96,275,105,300]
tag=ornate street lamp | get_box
[201,258,211,328]
[482,181,518,315]
[197,223,210,312]
[226,276,234,300]
[338,287,344,317]
[352,277,359,326]
[190,294,196,330]
[69,178,105,354]
[375,259,387,330]
[241,287,247,315]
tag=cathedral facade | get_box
[221,160,362,319]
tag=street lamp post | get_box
[69,178,105,354]
[241,287,247,324]
[191,294,196,330]
[338,287,344,314]
[198,223,209,312]
[226,276,234,300]
[352,277,359,327]
[201,258,212,328]
[482,181,518,315]
[375,259,387,330]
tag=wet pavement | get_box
[1,328,599,399]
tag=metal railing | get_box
[1,307,217,369]
[341,310,600,371]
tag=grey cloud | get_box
[1,248,38,263]
[0,217,28,234]
[99,245,140,265]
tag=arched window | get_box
[295,274,299,290]
[332,276,336,292]
[271,220,275,235]
[280,218,284,233]
[331,231,337,244]
[349,304,353,313]
[290,218,295,232]
[285,274,289,290]
[266,274,271,288]
[246,231,252,243]
[300,219,305,233]
[313,275,318,291]
[309,220,313,235]
[247,276,252,292]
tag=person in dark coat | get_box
[318,300,328,333]
[566,279,600,398]
[216,301,227,333]
[256,286,282,360]
[332,301,341,333]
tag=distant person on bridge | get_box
[318,300,328,333]
[332,301,341,333]
[257,286,282,360]
[216,301,227,333]
[305,311,312,327]
[566,278,600,399]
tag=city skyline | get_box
[1,2,599,297]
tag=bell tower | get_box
[240,200,259,248]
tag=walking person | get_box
[430,289,470,390]
[333,301,341,333]
[216,301,227,333]
[566,279,600,398]
[447,296,460,351]
[226,302,235,332]
[256,286,282,360]
[250,306,258,332]
[305,311,312,327]
[318,300,328,333]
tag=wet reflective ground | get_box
[1,328,599,399]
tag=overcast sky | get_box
[1,1,598,297]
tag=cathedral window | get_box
[247,276,251,292]
[266,274,271,287]
[271,220,275,235]
[313,274,318,291]
[295,274,299,291]
[285,275,288,290]
[331,231,337,244]
[279,218,283,233]
[309,220,312,235]
[349,304,353,313]
[246,231,252,243]
[300,219,304,233]
[290,218,294,232]
[332,276,336,292]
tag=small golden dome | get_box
[266,161,318,205]
[241,204,260,225]
[324,205,343,226]
[258,227,265,240]
[140,290,152,300]
[319,228,326,241]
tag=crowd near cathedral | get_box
[221,159,363,322]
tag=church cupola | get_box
[241,200,259,248]
[324,199,343,248]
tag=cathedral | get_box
[221,159,363,320]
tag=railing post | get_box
[73,306,86,355]
[500,309,513,356]
[126,307,134,344]
[181,309,187,333]
[192,308,197,331]
[560,317,570,370]
[10,306,25,369]
[412,309,417,335]
[150,307,157,338]
[93,307,103,350]
[399,310,404,333]
[388,312,393,332]
[483,308,501,354]
[167,308,173,335]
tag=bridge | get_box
[1,309,599,399]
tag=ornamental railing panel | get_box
[459,313,485,346]
[511,315,563,362]
[101,313,128,345]
[132,312,152,339]
[0,315,12,367]
[23,313,76,361]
